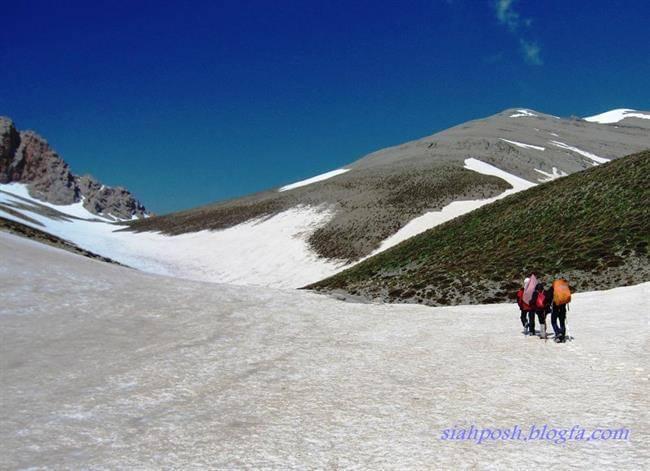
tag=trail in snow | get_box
[0,231,647,469]
[279,168,350,191]
[584,108,650,124]
[499,138,546,151]
[370,159,535,253]
[550,141,610,164]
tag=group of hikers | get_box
[516,273,571,343]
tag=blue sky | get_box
[1,0,649,214]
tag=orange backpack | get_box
[553,279,571,305]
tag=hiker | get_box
[516,281,529,333]
[523,273,538,336]
[532,282,550,339]
[551,278,572,342]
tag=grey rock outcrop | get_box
[0,117,147,220]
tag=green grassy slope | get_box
[307,150,650,305]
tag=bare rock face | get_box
[13,131,78,205]
[76,175,147,220]
[0,116,148,220]
[0,117,21,184]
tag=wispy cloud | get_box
[495,0,520,31]
[520,39,542,65]
[492,0,542,65]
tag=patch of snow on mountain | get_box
[509,109,537,118]
[0,190,345,288]
[463,158,536,191]
[0,183,117,222]
[370,159,535,253]
[499,138,545,151]
[279,168,350,192]
[584,108,650,124]
[535,167,568,182]
[549,141,610,164]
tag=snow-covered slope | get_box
[1,231,647,469]
[584,108,650,124]
[1,183,345,288]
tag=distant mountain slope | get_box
[0,117,147,220]
[128,108,650,263]
[1,109,648,288]
[307,150,650,305]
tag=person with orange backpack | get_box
[551,278,572,343]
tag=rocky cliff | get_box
[0,117,147,220]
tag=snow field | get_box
[0,232,647,469]
[1,183,346,288]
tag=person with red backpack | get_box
[531,282,551,339]
[516,282,529,333]
[522,274,538,336]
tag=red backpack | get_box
[535,291,546,310]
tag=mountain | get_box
[308,150,650,305]
[1,108,648,288]
[0,117,148,221]
[127,108,649,263]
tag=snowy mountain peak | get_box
[584,108,650,124]
[506,108,538,118]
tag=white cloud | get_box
[493,0,543,66]
[520,39,542,65]
[494,0,521,31]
